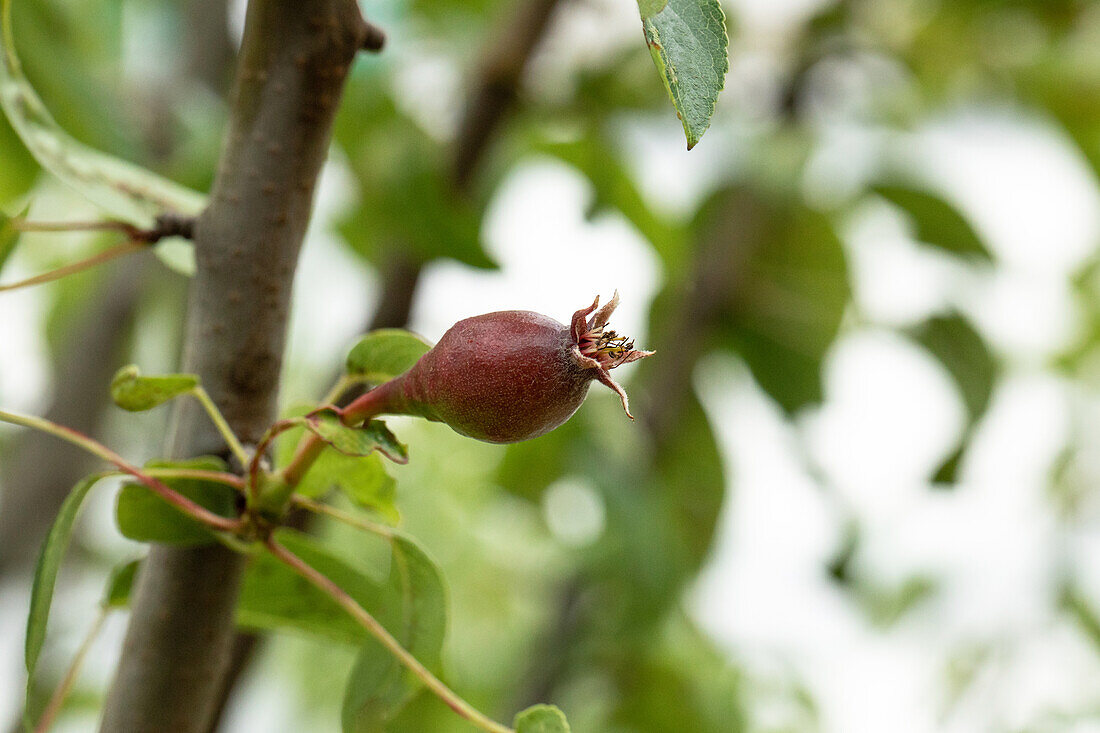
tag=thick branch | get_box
[99,3,371,732]
[452,0,562,190]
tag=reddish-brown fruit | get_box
[347,293,653,443]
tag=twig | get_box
[0,409,241,533]
[291,496,395,539]
[0,240,146,293]
[190,387,251,469]
[264,538,514,733]
[32,608,109,733]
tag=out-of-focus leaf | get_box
[912,314,995,419]
[1063,585,1100,655]
[875,186,991,259]
[341,533,447,732]
[346,329,431,384]
[302,409,409,465]
[0,202,25,274]
[333,89,495,271]
[638,0,729,149]
[713,192,850,413]
[25,474,102,679]
[298,451,399,524]
[115,457,236,546]
[0,0,205,228]
[609,613,745,733]
[110,364,198,412]
[0,112,36,202]
[910,314,997,482]
[238,528,447,729]
[514,705,571,733]
[101,559,140,609]
[496,413,582,500]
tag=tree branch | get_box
[99,2,373,731]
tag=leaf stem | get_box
[0,240,145,293]
[247,418,300,499]
[142,468,245,491]
[291,496,396,539]
[32,607,109,733]
[13,219,141,236]
[190,386,251,469]
[0,409,242,533]
[264,538,514,733]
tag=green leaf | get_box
[101,559,140,609]
[110,364,198,412]
[0,0,205,229]
[0,203,26,275]
[25,474,102,677]
[237,528,448,721]
[115,457,236,546]
[514,705,571,733]
[639,0,729,149]
[303,409,409,465]
[910,314,997,483]
[297,450,398,523]
[874,186,991,259]
[708,191,850,413]
[342,534,447,732]
[346,329,431,384]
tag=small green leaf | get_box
[298,451,399,523]
[0,203,26,275]
[639,0,729,149]
[514,705,571,733]
[26,474,102,677]
[0,0,205,230]
[342,533,447,732]
[346,330,431,384]
[303,409,409,464]
[101,560,140,609]
[874,186,991,259]
[115,458,235,546]
[110,364,199,412]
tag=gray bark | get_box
[99,2,372,731]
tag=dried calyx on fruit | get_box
[342,293,654,443]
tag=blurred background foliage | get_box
[2,0,1100,731]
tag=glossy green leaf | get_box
[115,458,236,546]
[910,313,997,483]
[110,364,198,412]
[101,559,140,609]
[0,0,204,228]
[639,0,728,149]
[875,186,991,259]
[25,474,101,677]
[342,533,447,732]
[346,329,431,384]
[514,705,571,733]
[297,451,399,524]
[303,409,409,465]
